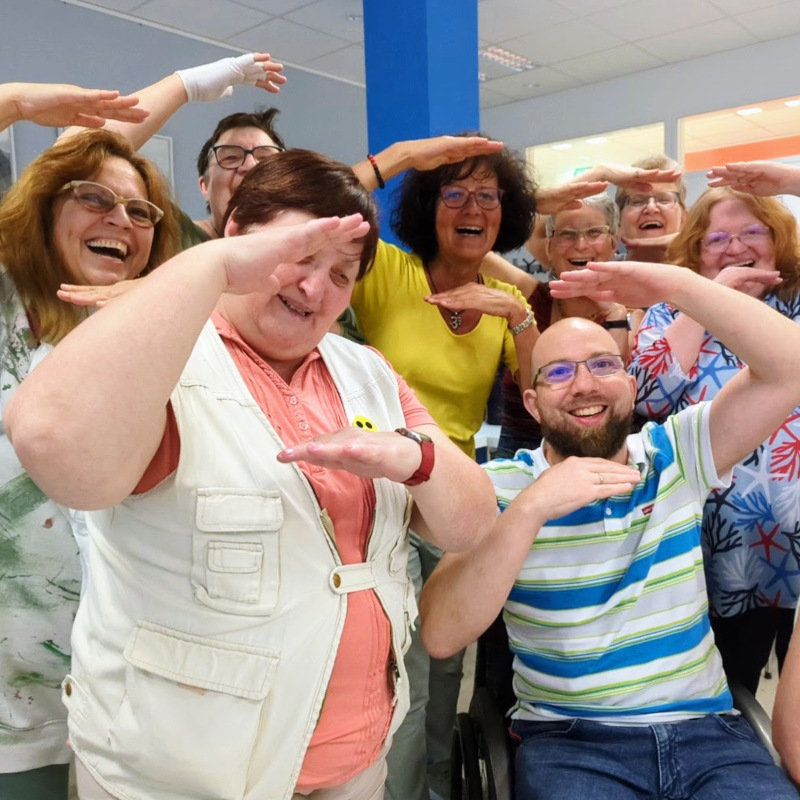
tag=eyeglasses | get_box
[60,181,163,228]
[551,226,611,246]
[623,192,680,209]
[439,185,504,210]
[534,354,626,387]
[210,144,284,170]
[702,224,771,253]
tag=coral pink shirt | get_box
[137,313,433,790]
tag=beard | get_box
[540,406,633,460]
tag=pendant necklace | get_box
[426,267,482,331]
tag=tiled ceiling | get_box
[68,0,800,109]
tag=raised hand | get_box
[711,265,782,298]
[176,52,286,103]
[706,161,800,197]
[2,83,149,130]
[426,282,527,322]
[402,135,504,172]
[536,181,610,215]
[620,232,678,263]
[58,280,137,307]
[277,426,425,484]
[591,163,682,191]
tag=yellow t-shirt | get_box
[351,240,526,457]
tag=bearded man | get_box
[419,259,800,800]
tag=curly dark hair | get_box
[196,108,286,177]
[390,133,537,263]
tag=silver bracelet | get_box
[510,309,534,336]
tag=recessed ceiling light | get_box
[586,136,607,144]
[478,71,487,83]
[479,45,537,73]
[552,143,572,151]
[785,99,800,107]
[736,107,762,116]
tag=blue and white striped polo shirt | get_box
[484,402,733,723]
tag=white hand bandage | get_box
[176,54,265,103]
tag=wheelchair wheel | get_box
[450,712,483,800]
[469,688,513,800]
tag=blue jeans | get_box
[511,715,798,800]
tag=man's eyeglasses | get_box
[534,354,626,387]
[60,181,163,228]
[702,224,771,253]
[439,185,504,210]
[210,144,284,170]
[551,226,611,246]
[623,192,680,209]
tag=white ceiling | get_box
[68,0,800,109]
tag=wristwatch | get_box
[395,428,435,486]
[601,316,631,330]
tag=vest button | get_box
[64,681,73,697]
[332,573,342,588]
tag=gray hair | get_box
[545,193,620,237]
[615,154,687,209]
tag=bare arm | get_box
[773,623,800,785]
[60,53,285,150]
[0,81,148,132]
[6,215,368,509]
[550,260,800,476]
[707,161,800,197]
[278,422,497,553]
[353,135,504,192]
[420,457,641,657]
[480,251,540,298]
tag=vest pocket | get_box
[107,622,278,800]
[192,489,283,615]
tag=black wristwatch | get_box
[394,428,435,486]
[602,316,630,331]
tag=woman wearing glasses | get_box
[348,136,537,800]
[629,185,800,695]
[0,125,178,797]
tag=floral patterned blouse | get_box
[629,294,800,619]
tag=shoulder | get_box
[482,449,542,508]
[483,274,527,303]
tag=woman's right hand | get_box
[712,265,782,298]
[58,280,136,307]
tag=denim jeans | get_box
[511,715,798,800]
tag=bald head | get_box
[531,318,621,384]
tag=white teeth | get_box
[279,295,311,316]
[727,261,755,268]
[572,405,604,417]
[640,222,663,230]
[87,239,128,258]
[569,259,589,266]
[456,226,482,234]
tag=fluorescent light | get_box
[479,46,537,72]
[551,143,572,151]
[736,107,762,116]
[586,136,607,144]
[785,99,800,107]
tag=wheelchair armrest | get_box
[730,682,781,766]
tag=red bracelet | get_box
[367,153,385,190]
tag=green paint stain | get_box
[41,640,70,663]
[8,671,62,690]
[0,473,47,531]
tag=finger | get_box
[70,114,107,128]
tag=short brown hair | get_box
[225,149,379,278]
[0,129,180,343]
[666,187,800,301]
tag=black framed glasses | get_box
[60,181,163,227]
[210,144,284,170]
[534,354,625,387]
[439,185,504,210]
[623,192,680,209]
[701,224,771,253]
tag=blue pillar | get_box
[362,0,480,243]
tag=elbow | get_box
[420,617,462,661]
[773,720,800,784]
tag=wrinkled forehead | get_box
[532,319,619,373]
[552,205,608,230]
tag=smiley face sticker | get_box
[353,416,377,432]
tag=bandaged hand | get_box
[175,52,284,103]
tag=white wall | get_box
[2,0,368,218]
[483,33,800,166]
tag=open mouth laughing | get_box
[86,238,129,262]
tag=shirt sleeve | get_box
[133,403,180,494]
[629,302,693,421]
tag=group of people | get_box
[2,53,800,800]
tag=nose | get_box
[104,200,133,228]
[238,151,259,173]
[725,234,748,253]
[297,265,327,303]
[641,196,659,211]
[570,361,595,392]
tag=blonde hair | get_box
[0,129,180,343]
[666,187,800,302]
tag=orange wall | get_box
[685,135,800,171]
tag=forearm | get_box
[352,141,411,191]
[663,310,707,373]
[61,75,187,148]
[420,492,546,658]
[409,427,497,552]
[773,627,800,784]
[480,251,539,298]
[6,244,228,507]
[0,83,24,130]
[511,321,536,391]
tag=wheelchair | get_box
[450,615,780,800]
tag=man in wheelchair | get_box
[420,260,800,799]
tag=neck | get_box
[195,217,221,239]
[428,254,482,290]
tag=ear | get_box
[522,387,541,422]
[545,237,553,264]
[627,373,637,409]
[223,213,241,238]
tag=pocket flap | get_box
[124,621,278,700]
[207,542,263,573]
[196,489,283,532]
